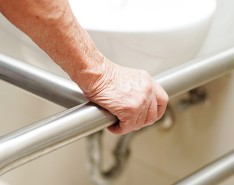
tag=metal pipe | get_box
[0,48,234,176]
[153,48,234,97]
[87,130,132,185]
[87,108,174,185]
[0,102,117,176]
[0,53,125,182]
[0,53,86,108]
[174,150,234,185]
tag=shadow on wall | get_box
[159,74,234,178]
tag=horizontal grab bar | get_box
[0,54,86,107]
[174,149,234,185]
[0,48,234,176]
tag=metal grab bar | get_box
[0,48,234,177]
[0,54,86,108]
[174,149,234,185]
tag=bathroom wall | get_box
[113,0,234,184]
[0,12,92,185]
[1,0,234,185]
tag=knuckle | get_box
[141,70,151,78]
[140,95,148,105]
[144,81,155,96]
[122,101,139,114]
[125,97,148,116]
[162,93,169,104]
[156,84,169,104]
[144,81,153,94]
[146,113,158,125]
[160,93,169,105]
[131,101,141,112]
[145,103,158,124]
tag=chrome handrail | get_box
[0,48,234,181]
[0,54,86,107]
[174,149,234,185]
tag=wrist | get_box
[71,52,113,95]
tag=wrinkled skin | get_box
[0,0,168,135]
[85,60,168,134]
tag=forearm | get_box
[0,0,169,134]
[0,0,106,93]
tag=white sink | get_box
[0,0,216,75]
[69,0,216,74]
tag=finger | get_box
[108,111,138,134]
[155,84,169,119]
[107,123,123,135]
[144,95,158,125]
[134,106,148,130]
[107,120,133,135]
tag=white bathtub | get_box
[1,0,234,184]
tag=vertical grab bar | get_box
[0,48,234,177]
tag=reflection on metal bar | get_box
[0,101,116,176]
[0,48,234,176]
[174,149,234,185]
[154,49,234,97]
[0,54,86,107]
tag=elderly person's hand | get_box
[83,60,168,134]
[0,0,168,135]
